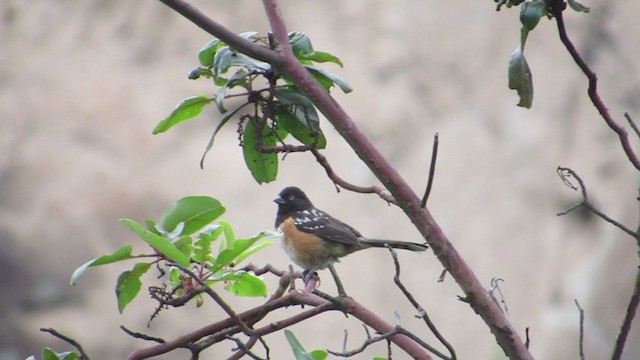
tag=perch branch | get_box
[574,299,585,360]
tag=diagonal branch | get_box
[159,0,282,66]
[261,0,533,359]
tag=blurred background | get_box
[1,0,639,359]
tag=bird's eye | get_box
[287,195,295,201]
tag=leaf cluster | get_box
[499,0,590,108]
[153,32,350,183]
[71,196,273,313]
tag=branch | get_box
[574,299,585,360]
[261,1,533,358]
[556,167,638,239]
[159,1,533,358]
[421,133,440,208]
[387,246,457,359]
[310,148,397,204]
[611,267,640,360]
[158,0,283,66]
[547,0,640,171]
[40,328,91,360]
[327,328,401,358]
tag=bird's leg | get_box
[327,263,347,297]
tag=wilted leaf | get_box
[508,46,533,108]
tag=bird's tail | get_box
[360,239,428,252]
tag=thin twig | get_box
[611,267,640,360]
[624,113,640,139]
[120,326,166,344]
[174,263,256,336]
[310,148,397,205]
[574,299,585,360]
[327,328,400,357]
[488,278,509,317]
[556,167,638,238]
[524,327,530,349]
[226,336,266,360]
[548,0,640,171]
[40,328,91,360]
[421,133,440,208]
[387,246,457,360]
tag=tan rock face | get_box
[2,1,639,359]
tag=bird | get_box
[274,186,428,276]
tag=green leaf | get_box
[218,219,236,251]
[70,245,134,285]
[242,121,278,184]
[373,357,388,360]
[567,0,590,13]
[160,196,226,236]
[200,101,250,169]
[153,95,213,134]
[274,88,320,133]
[116,262,151,313]
[144,219,161,235]
[213,235,263,271]
[304,65,352,93]
[193,228,223,263]
[222,271,267,297]
[284,330,316,360]
[213,47,233,77]
[508,46,533,108]
[121,218,190,267]
[520,0,546,31]
[233,240,273,265]
[199,39,223,67]
[215,69,251,113]
[173,236,194,258]
[275,106,326,148]
[42,348,78,360]
[289,32,314,59]
[309,350,328,360]
[301,51,343,67]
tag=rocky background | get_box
[1,1,639,359]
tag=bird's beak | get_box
[274,196,285,204]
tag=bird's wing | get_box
[291,208,362,245]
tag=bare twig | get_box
[524,327,530,349]
[226,336,266,360]
[488,278,509,316]
[174,263,256,336]
[310,148,397,205]
[625,113,640,139]
[611,268,640,360]
[387,247,457,360]
[574,299,585,360]
[548,0,640,171]
[40,328,90,360]
[327,328,401,357]
[421,133,440,208]
[557,167,638,238]
[120,326,166,344]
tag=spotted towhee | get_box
[274,186,428,273]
